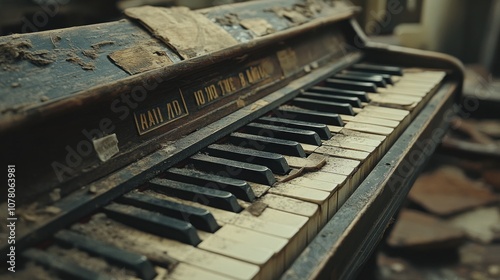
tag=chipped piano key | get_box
[72,214,259,280]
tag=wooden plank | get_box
[0,20,177,113]
[125,6,238,59]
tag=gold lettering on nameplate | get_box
[191,59,274,109]
[133,89,189,135]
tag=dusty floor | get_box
[373,116,500,280]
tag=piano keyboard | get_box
[16,63,447,280]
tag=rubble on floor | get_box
[408,166,498,216]
[449,207,500,244]
[375,118,500,280]
[387,209,465,251]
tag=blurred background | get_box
[1,1,499,279]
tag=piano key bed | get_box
[12,64,451,280]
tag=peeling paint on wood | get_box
[125,6,238,59]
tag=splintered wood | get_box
[239,18,274,37]
[125,6,238,59]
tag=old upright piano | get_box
[0,0,463,279]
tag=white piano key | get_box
[240,207,308,266]
[289,176,339,193]
[259,194,320,243]
[344,122,394,136]
[72,214,260,280]
[323,139,376,153]
[315,145,370,161]
[298,173,342,217]
[355,111,407,121]
[282,154,327,170]
[166,263,233,280]
[212,224,288,277]
[347,115,400,128]
[146,190,304,277]
[248,182,270,198]
[269,182,330,227]
[198,235,276,279]
[300,143,319,154]
[326,134,381,147]
[368,92,421,104]
[359,105,410,116]
[304,171,347,186]
[378,88,430,97]
[339,128,387,142]
[316,156,360,208]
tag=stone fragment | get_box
[408,166,499,216]
[448,207,500,243]
[482,169,500,192]
[459,243,500,265]
[387,209,465,251]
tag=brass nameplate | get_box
[133,90,189,135]
[187,57,279,109]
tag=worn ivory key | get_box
[150,192,305,278]
[198,234,276,279]
[290,176,345,220]
[240,207,308,267]
[340,114,399,128]
[167,263,234,280]
[72,214,260,280]
[270,182,331,228]
[259,193,320,243]
[315,156,361,209]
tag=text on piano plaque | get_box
[133,90,189,135]
[190,59,275,109]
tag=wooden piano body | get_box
[0,0,463,279]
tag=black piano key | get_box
[188,154,276,186]
[118,192,220,232]
[309,86,370,102]
[54,230,158,280]
[342,70,394,84]
[333,73,386,87]
[244,122,322,146]
[23,248,107,280]
[103,202,201,246]
[230,132,307,157]
[165,167,256,202]
[325,78,378,92]
[149,177,243,212]
[275,107,344,126]
[256,116,332,140]
[351,63,403,76]
[292,97,355,116]
[206,144,290,175]
[302,91,362,108]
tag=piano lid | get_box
[0,0,361,205]
[0,0,358,130]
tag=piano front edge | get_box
[282,19,464,279]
